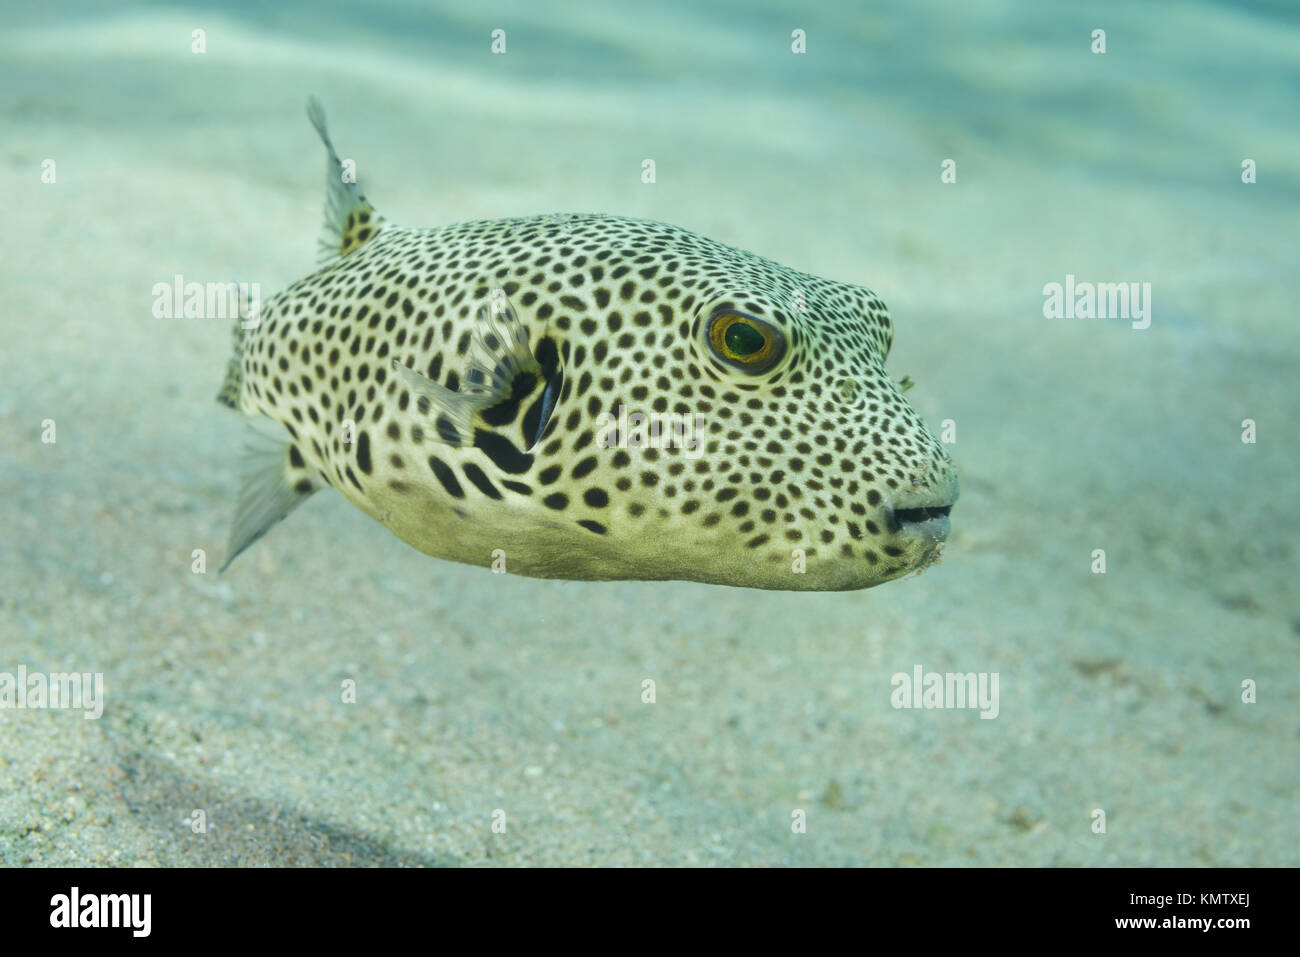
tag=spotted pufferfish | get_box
[216,99,958,591]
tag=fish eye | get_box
[706,311,785,373]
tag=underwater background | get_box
[1,0,1297,865]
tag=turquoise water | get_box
[1,1,1296,866]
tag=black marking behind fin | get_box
[523,337,563,450]
[221,436,321,571]
[306,97,386,263]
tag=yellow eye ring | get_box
[706,312,785,373]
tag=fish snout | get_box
[880,463,958,570]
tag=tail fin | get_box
[306,97,386,263]
[221,435,322,571]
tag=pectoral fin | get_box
[391,295,562,454]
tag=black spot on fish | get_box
[428,456,464,498]
[356,431,372,474]
[474,430,534,474]
[436,415,459,444]
[461,462,502,499]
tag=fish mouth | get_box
[887,503,953,543]
[878,499,953,578]
[884,465,959,548]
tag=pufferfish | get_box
[216,99,958,591]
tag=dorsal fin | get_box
[306,97,386,263]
